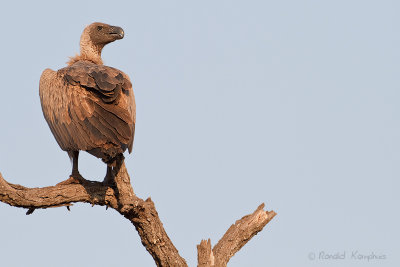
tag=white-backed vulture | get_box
[39,22,135,183]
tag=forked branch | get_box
[0,165,275,267]
[197,204,276,266]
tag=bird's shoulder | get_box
[58,61,131,88]
[39,68,56,87]
[57,61,132,103]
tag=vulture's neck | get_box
[68,35,104,66]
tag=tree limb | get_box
[0,163,187,267]
[197,204,276,267]
[197,239,215,267]
[0,164,276,266]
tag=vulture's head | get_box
[83,22,124,46]
[73,22,125,65]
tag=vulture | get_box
[39,22,135,183]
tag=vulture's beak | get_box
[110,26,124,39]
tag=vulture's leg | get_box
[70,151,84,180]
[103,154,124,186]
[71,151,80,177]
[103,165,114,186]
[59,151,84,185]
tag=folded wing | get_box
[39,61,135,160]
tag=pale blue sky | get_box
[0,1,399,266]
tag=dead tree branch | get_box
[197,204,276,267]
[0,164,276,266]
[0,163,186,266]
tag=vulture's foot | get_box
[57,174,84,185]
[102,166,115,187]
[102,174,115,187]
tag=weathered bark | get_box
[197,205,276,267]
[0,163,187,267]
[0,163,276,266]
[197,239,215,267]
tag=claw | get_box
[57,176,82,185]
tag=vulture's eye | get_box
[97,26,103,31]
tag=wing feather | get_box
[39,61,135,159]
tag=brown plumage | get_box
[39,22,135,183]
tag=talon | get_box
[57,176,82,185]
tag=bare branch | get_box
[0,172,114,209]
[0,165,187,267]
[1,165,276,267]
[197,239,215,267]
[197,204,276,267]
